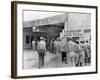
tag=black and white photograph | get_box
[23,11,91,69]
[11,1,97,78]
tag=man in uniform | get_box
[37,37,46,68]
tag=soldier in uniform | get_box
[37,37,46,68]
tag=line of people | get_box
[61,38,91,67]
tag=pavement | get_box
[23,49,90,69]
[23,49,71,69]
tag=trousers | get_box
[38,49,46,68]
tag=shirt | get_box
[37,40,46,50]
[67,40,77,52]
[60,38,67,52]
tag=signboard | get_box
[63,29,83,37]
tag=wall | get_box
[67,13,91,30]
[61,13,91,40]
[23,28,33,49]
[0,0,99,80]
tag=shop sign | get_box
[63,29,83,37]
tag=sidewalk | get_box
[23,50,60,69]
[23,50,81,69]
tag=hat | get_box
[40,37,44,40]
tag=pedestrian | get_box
[50,39,54,53]
[54,38,61,54]
[88,40,91,63]
[60,38,67,62]
[80,41,86,65]
[32,39,36,51]
[67,38,78,67]
[85,40,91,64]
[75,40,84,67]
[37,37,46,68]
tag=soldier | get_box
[60,37,67,62]
[37,37,46,68]
[85,40,91,64]
[67,38,78,66]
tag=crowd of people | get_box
[61,37,91,67]
[32,37,91,68]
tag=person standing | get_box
[37,37,46,68]
[53,40,57,54]
[60,38,67,62]
[32,39,36,51]
[67,38,78,66]
[50,39,54,53]
[79,41,86,66]
[54,39,60,54]
[85,40,91,64]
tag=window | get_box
[26,35,30,44]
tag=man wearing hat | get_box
[37,37,46,68]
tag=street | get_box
[23,49,72,69]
